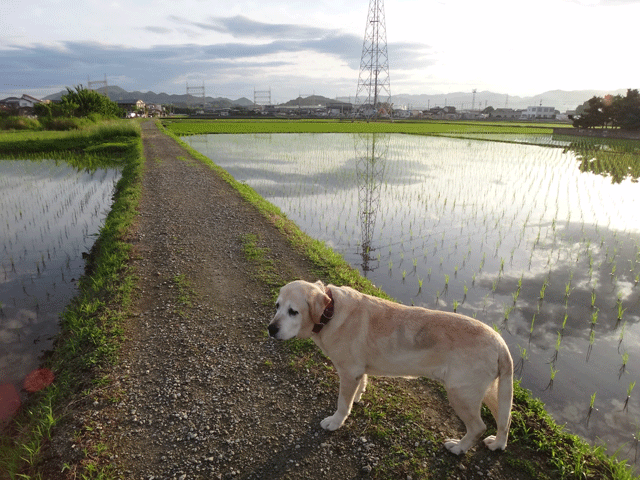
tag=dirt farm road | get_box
[40,121,530,479]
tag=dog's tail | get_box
[491,343,513,450]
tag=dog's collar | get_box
[312,287,334,334]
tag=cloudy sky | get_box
[1,0,638,102]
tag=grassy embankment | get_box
[160,119,640,480]
[0,121,143,479]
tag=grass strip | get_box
[158,119,639,480]
[0,121,140,162]
[162,118,557,137]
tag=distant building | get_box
[327,102,352,117]
[489,108,523,119]
[0,94,43,115]
[522,106,556,120]
[423,106,458,120]
[117,99,146,116]
[146,103,164,117]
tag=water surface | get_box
[186,133,640,463]
[1,160,120,408]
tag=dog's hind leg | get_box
[354,374,368,403]
[444,386,486,455]
[483,347,513,451]
[482,374,512,451]
[320,370,362,431]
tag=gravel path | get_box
[41,121,529,480]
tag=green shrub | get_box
[41,117,83,131]
[0,116,42,131]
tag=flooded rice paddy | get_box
[1,160,120,415]
[186,132,640,463]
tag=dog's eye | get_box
[288,308,298,316]
[276,302,280,310]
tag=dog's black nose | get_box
[268,323,279,338]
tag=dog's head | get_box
[268,280,331,340]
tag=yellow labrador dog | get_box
[268,280,513,454]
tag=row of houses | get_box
[0,94,164,117]
[2,93,560,121]
[395,105,559,120]
[117,100,165,117]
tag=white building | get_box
[522,106,556,120]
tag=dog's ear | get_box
[309,283,331,324]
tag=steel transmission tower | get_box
[354,0,391,120]
[88,74,108,96]
[186,82,206,110]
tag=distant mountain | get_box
[279,95,346,107]
[42,86,631,112]
[43,86,253,108]
[344,89,629,112]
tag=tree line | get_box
[571,89,640,130]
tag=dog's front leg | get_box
[320,370,362,431]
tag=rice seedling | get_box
[545,364,559,391]
[624,381,636,411]
[514,344,529,377]
[586,392,598,426]
[619,352,629,378]
[616,296,626,322]
[539,277,549,301]
[618,320,628,348]
[564,280,573,300]
[529,313,536,334]
[587,327,596,362]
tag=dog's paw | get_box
[444,438,466,455]
[320,415,344,431]
[483,435,507,451]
